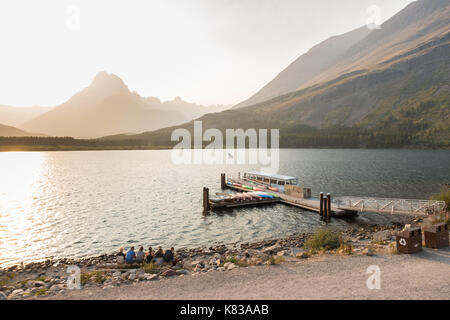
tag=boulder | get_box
[0,291,7,300]
[277,250,288,257]
[8,289,24,300]
[290,247,304,257]
[146,274,158,281]
[373,230,393,242]
[295,252,309,259]
[362,247,375,256]
[262,244,281,254]
[128,273,136,281]
[112,271,121,278]
[190,260,202,267]
[160,269,178,277]
[177,269,189,275]
[33,281,46,287]
[49,284,64,291]
[226,263,237,271]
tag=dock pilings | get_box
[203,187,210,212]
[326,193,331,223]
[320,192,332,222]
[319,192,324,220]
[221,173,226,189]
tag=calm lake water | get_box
[0,149,449,267]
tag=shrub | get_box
[304,228,341,251]
[423,211,450,228]
[430,187,450,212]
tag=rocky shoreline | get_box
[0,220,415,300]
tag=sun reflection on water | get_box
[0,152,46,266]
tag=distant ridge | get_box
[0,123,45,137]
[20,72,230,138]
[0,105,53,127]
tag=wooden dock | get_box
[220,181,356,217]
[203,174,357,220]
[204,173,446,218]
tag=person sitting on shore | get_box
[136,246,145,264]
[154,246,164,258]
[163,247,179,266]
[153,246,164,265]
[145,247,154,264]
[116,247,126,264]
[126,246,136,264]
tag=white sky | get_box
[0,0,415,107]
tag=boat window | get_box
[278,181,285,185]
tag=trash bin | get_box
[423,223,449,249]
[396,227,422,254]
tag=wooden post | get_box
[203,187,210,212]
[319,192,324,220]
[221,173,226,189]
[327,193,331,222]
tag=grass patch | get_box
[144,263,160,274]
[81,271,109,285]
[223,257,238,264]
[35,288,49,296]
[0,272,16,286]
[304,228,341,251]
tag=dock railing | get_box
[335,197,446,215]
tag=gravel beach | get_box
[42,247,450,300]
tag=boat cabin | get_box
[242,171,310,198]
[243,171,298,186]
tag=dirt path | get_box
[44,247,450,300]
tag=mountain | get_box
[0,105,53,127]
[108,0,450,148]
[236,0,449,109]
[21,72,231,138]
[0,123,45,137]
[236,26,372,108]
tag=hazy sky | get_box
[0,0,415,107]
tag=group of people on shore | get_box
[116,246,178,266]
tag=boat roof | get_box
[245,171,298,181]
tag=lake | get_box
[0,149,449,267]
